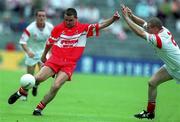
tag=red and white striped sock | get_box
[147,102,156,113]
[17,87,28,96]
[36,101,46,111]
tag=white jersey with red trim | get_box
[46,21,99,62]
[19,21,53,58]
[146,27,180,71]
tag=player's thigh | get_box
[27,65,36,74]
[53,71,69,89]
[35,66,55,82]
[149,66,173,86]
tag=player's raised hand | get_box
[113,11,120,21]
[126,7,133,17]
[120,4,126,10]
[120,4,128,17]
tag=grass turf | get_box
[1,69,180,122]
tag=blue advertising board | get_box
[76,56,163,77]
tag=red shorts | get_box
[44,56,76,81]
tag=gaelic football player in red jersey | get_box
[8,8,120,116]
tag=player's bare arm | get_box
[99,11,120,30]
[121,5,146,39]
[41,43,52,63]
[21,44,35,58]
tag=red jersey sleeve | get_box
[86,23,99,38]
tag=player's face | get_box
[147,23,159,34]
[64,15,76,28]
[147,23,154,34]
[36,11,46,24]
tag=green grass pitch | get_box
[1,69,180,122]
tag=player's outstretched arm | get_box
[41,43,52,63]
[121,5,147,39]
[121,4,146,27]
[99,11,120,30]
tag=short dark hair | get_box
[64,8,77,18]
[147,17,163,29]
[35,9,45,16]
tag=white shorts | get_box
[25,54,41,66]
[163,64,180,83]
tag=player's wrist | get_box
[113,11,120,20]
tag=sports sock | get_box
[147,102,156,113]
[33,82,39,88]
[17,87,28,96]
[33,84,38,88]
[36,101,46,111]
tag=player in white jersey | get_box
[19,10,53,100]
[121,5,180,119]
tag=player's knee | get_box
[52,84,60,92]
[35,75,45,83]
[148,80,157,88]
[52,82,65,92]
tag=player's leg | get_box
[19,65,36,101]
[8,66,55,104]
[134,66,173,119]
[33,71,69,116]
[27,64,36,74]
[31,62,43,96]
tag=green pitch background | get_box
[1,70,180,122]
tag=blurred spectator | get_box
[10,16,28,32]
[44,4,56,18]
[0,0,5,11]
[108,21,127,41]
[5,0,33,17]
[171,0,180,19]
[76,4,100,23]
[135,0,150,18]
[157,0,171,25]
[88,4,100,22]
[147,0,158,16]
[106,0,115,8]
[5,0,19,10]
[176,20,180,32]
[171,0,180,32]
[76,4,89,22]
[46,0,76,18]
[17,17,28,31]
[0,11,13,34]
[24,0,33,18]
[33,0,43,10]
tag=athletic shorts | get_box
[25,55,41,66]
[163,64,180,83]
[44,56,76,81]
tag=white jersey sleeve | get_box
[19,25,32,44]
[145,32,162,48]
[19,22,36,45]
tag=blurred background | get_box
[0,0,180,76]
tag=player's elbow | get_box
[135,31,146,39]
